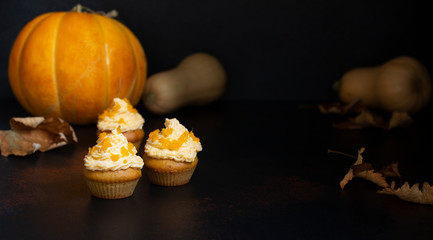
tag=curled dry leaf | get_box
[380,162,401,178]
[339,148,365,189]
[353,163,389,188]
[378,181,433,205]
[336,148,433,205]
[0,117,78,157]
[318,100,413,130]
[339,148,390,189]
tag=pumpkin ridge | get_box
[113,20,140,103]
[91,14,110,113]
[9,10,147,124]
[53,12,69,121]
[15,13,52,113]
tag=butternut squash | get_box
[143,52,227,114]
[335,56,432,114]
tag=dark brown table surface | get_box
[1,99,433,239]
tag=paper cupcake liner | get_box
[85,178,140,199]
[144,168,196,186]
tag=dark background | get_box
[2,2,433,238]
[0,0,430,103]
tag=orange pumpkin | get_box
[8,9,147,125]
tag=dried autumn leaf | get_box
[0,117,78,157]
[380,162,401,178]
[341,108,388,129]
[353,163,389,188]
[336,148,432,205]
[378,181,433,205]
[339,148,389,189]
[318,99,361,116]
[388,112,413,129]
[0,131,36,157]
[340,148,365,189]
[318,100,412,130]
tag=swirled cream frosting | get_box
[144,118,202,162]
[97,98,144,132]
[84,128,144,171]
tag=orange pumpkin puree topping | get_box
[100,137,112,151]
[110,154,120,162]
[98,98,137,121]
[148,128,200,151]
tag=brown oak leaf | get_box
[0,116,78,157]
[340,148,389,189]
[378,181,433,205]
[354,164,389,188]
[340,148,365,189]
[318,100,412,130]
[335,148,433,205]
[380,162,401,177]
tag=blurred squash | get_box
[143,52,226,114]
[335,56,431,114]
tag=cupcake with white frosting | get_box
[84,128,144,199]
[97,97,145,150]
[143,118,202,186]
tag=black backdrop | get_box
[0,0,430,103]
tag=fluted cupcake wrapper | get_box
[144,168,196,186]
[85,178,140,199]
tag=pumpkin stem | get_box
[71,4,118,18]
[332,80,341,92]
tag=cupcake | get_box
[84,128,144,199]
[143,118,202,186]
[97,98,145,150]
